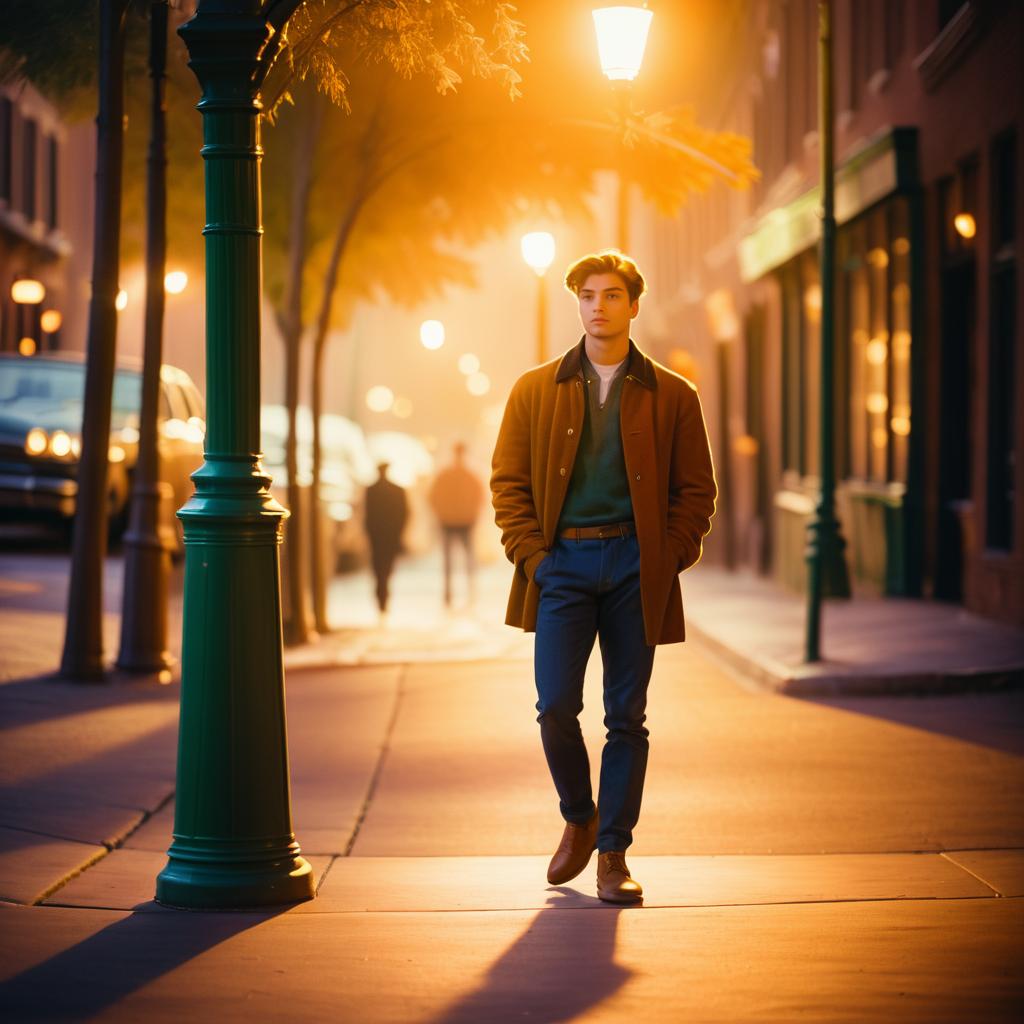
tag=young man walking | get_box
[490,250,717,903]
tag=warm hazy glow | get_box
[164,270,188,294]
[954,212,976,239]
[892,237,911,256]
[25,428,47,456]
[867,247,889,269]
[366,385,395,413]
[871,427,888,449]
[11,279,45,304]
[420,319,445,350]
[18,337,36,356]
[467,372,491,396]
[40,309,62,333]
[108,444,126,463]
[520,232,555,275]
[49,430,72,458]
[392,397,413,419]
[866,339,888,365]
[866,392,889,415]
[892,330,912,358]
[803,283,822,321]
[115,289,128,311]
[592,5,653,81]
[458,353,480,375]
[891,415,911,437]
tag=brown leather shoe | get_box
[546,808,599,885]
[596,851,643,904]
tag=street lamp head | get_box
[420,319,445,350]
[521,232,556,276]
[592,5,653,82]
[11,278,45,304]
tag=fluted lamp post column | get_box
[592,4,653,251]
[521,232,555,365]
[156,1,314,908]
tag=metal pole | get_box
[157,1,314,908]
[805,0,850,663]
[117,0,173,675]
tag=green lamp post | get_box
[804,0,851,663]
[156,0,314,909]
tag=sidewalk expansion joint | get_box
[939,851,1007,897]
[341,665,407,858]
[30,790,175,907]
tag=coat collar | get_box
[554,337,656,389]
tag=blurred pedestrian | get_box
[428,441,485,608]
[364,461,408,620]
[491,250,717,904]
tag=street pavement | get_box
[1,541,1023,1021]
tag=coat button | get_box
[560,467,566,476]
[635,474,640,480]
[567,428,574,436]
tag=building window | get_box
[986,130,1017,551]
[45,135,58,230]
[21,116,37,222]
[0,97,12,206]
[840,195,913,486]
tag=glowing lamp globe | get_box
[592,5,653,82]
[420,320,445,350]
[520,232,555,276]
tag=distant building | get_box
[633,0,1022,626]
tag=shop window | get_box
[840,196,913,486]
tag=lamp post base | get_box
[156,841,315,910]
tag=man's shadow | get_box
[431,890,634,1024]
[0,903,286,1020]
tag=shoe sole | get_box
[547,848,596,886]
[597,888,644,904]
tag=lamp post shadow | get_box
[431,890,635,1024]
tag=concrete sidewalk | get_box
[2,547,1023,1019]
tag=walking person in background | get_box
[490,250,717,904]
[364,461,408,623]
[429,441,485,608]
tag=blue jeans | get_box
[533,532,656,853]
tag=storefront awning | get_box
[738,127,918,283]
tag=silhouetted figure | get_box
[364,462,408,618]
[428,441,485,607]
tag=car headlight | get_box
[49,430,73,458]
[25,428,48,456]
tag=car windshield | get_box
[0,361,142,429]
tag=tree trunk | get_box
[117,0,172,674]
[308,203,361,633]
[279,90,322,646]
[60,0,130,680]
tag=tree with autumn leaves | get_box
[1,0,758,671]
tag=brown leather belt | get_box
[560,521,636,541]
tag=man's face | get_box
[577,273,639,340]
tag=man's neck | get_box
[584,332,630,366]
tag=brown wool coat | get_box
[490,338,718,646]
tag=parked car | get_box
[0,352,205,553]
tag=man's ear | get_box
[629,299,640,319]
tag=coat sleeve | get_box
[667,382,718,573]
[490,376,548,581]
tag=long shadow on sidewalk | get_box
[0,905,287,1019]
[431,892,632,1024]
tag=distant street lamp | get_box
[10,278,45,304]
[592,4,653,250]
[420,319,445,350]
[164,269,188,294]
[521,231,555,364]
